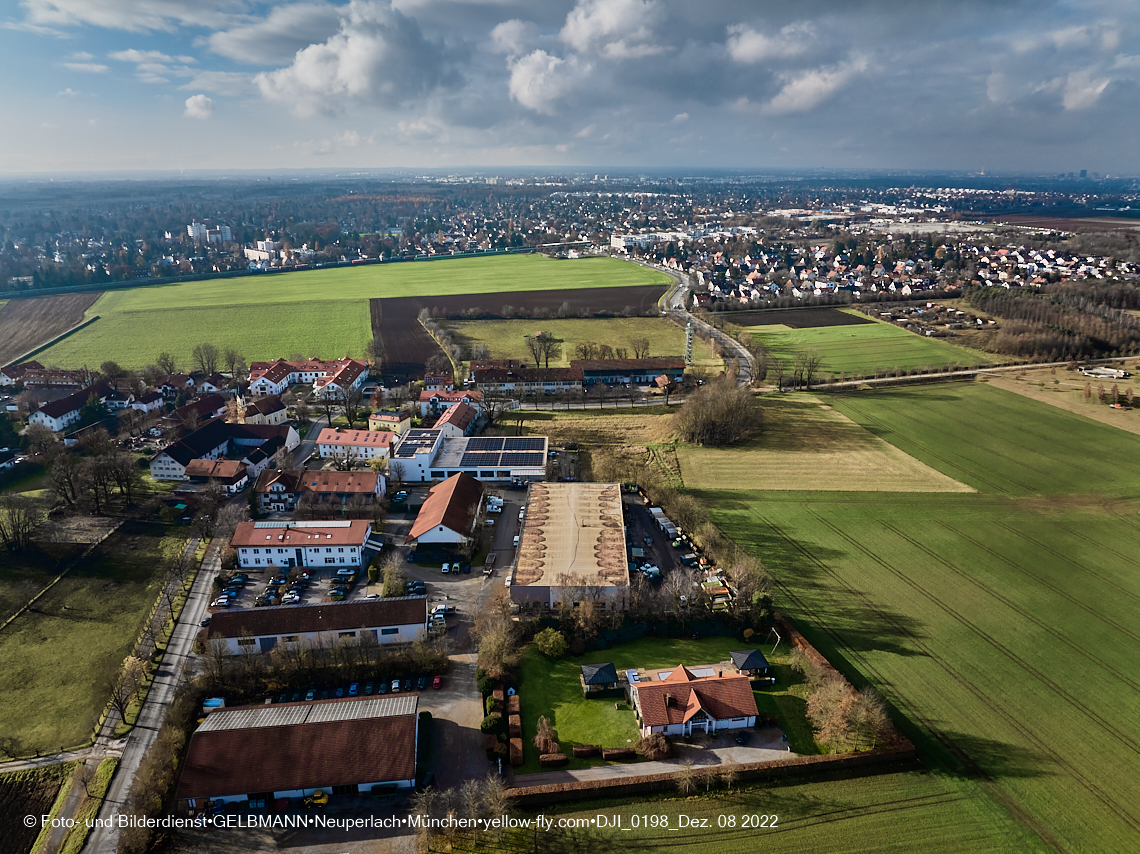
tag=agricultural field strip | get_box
[831,394,1097,495]
[750,506,1140,847]
[880,520,1140,693]
[738,507,1072,850]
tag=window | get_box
[253,548,259,554]
[380,627,398,635]
[326,547,332,553]
[339,631,356,639]
[278,548,284,554]
[281,635,299,643]
[430,471,444,478]
[325,557,335,564]
[338,547,344,553]
[237,637,256,648]
[254,558,261,565]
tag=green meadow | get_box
[745,318,994,378]
[35,255,669,369]
[693,382,1140,853]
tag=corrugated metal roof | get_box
[199,695,418,733]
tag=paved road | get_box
[84,539,222,854]
[292,413,328,467]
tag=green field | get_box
[746,318,994,378]
[0,521,184,754]
[696,382,1140,852]
[35,256,669,369]
[675,394,973,493]
[447,316,717,368]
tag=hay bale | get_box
[539,753,569,767]
[510,738,523,767]
[507,695,521,714]
[509,714,522,738]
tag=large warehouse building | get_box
[175,694,419,809]
[508,482,630,611]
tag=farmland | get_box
[981,367,1140,436]
[446,316,717,368]
[0,521,185,755]
[0,762,78,854]
[0,292,101,364]
[675,394,973,493]
[742,316,994,378]
[33,255,669,370]
[696,382,1140,852]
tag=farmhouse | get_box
[418,389,483,418]
[368,409,412,435]
[158,374,195,397]
[248,358,368,398]
[231,519,379,570]
[184,459,248,493]
[171,393,227,425]
[150,421,299,481]
[470,365,584,394]
[629,665,758,737]
[509,482,630,611]
[204,596,428,654]
[175,694,419,809]
[408,473,483,553]
[0,361,44,386]
[570,358,685,386]
[132,390,165,413]
[316,427,393,461]
[432,402,478,438]
[241,394,287,425]
[254,468,385,512]
[28,381,111,432]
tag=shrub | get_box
[572,744,600,758]
[539,753,569,767]
[509,715,522,738]
[507,694,520,715]
[635,733,671,760]
[476,673,495,695]
[673,377,762,446]
[510,738,523,766]
[480,713,504,734]
[533,627,568,658]
[601,747,637,761]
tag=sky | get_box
[1,0,1138,175]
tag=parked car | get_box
[210,597,231,608]
[364,681,373,695]
[377,680,388,695]
[199,617,211,627]
[305,689,316,701]
[417,675,427,691]
[432,676,442,690]
[403,678,412,692]
[735,730,751,745]
[349,682,359,696]
[335,686,344,698]
[391,679,401,693]
[394,490,408,502]
[644,536,654,546]
[441,563,450,573]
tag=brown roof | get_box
[206,596,427,640]
[173,393,226,423]
[418,389,483,403]
[569,358,685,372]
[409,473,483,540]
[175,697,417,799]
[230,519,372,548]
[299,470,381,495]
[35,381,111,419]
[184,459,247,482]
[433,402,477,431]
[246,395,285,416]
[634,671,757,728]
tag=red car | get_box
[432,676,443,690]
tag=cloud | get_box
[508,49,585,115]
[764,55,869,115]
[672,112,688,123]
[64,62,109,73]
[109,49,195,64]
[178,70,255,94]
[206,4,344,65]
[109,47,196,83]
[295,129,363,155]
[489,19,535,56]
[1062,68,1110,110]
[184,93,213,118]
[68,51,95,60]
[726,22,814,64]
[254,0,460,116]
[19,0,241,33]
[560,0,660,58]
[57,87,80,96]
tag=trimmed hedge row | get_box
[509,715,522,738]
[507,695,520,714]
[601,747,637,760]
[510,738,523,767]
[572,744,600,758]
[539,753,569,767]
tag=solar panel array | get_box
[456,436,545,469]
[504,437,545,451]
[466,437,505,451]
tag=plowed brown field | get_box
[0,292,101,364]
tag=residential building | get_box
[132,390,165,413]
[418,389,483,418]
[408,473,483,551]
[432,402,478,438]
[423,373,452,390]
[204,596,427,654]
[368,409,412,435]
[158,374,195,398]
[175,694,419,809]
[629,665,758,737]
[171,393,227,425]
[241,394,287,426]
[470,365,583,395]
[388,429,443,482]
[150,421,299,481]
[184,459,249,493]
[569,358,685,386]
[248,358,367,398]
[509,482,629,611]
[231,519,379,570]
[254,469,386,512]
[316,427,394,461]
[28,381,110,433]
[0,361,44,387]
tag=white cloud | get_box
[68,51,95,61]
[1062,68,1110,110]
[296,129,363,155]
[560,0,659,58]
[108,48,196,83]
[20,0,241,33]
[672,112,689,123]
[109,49,194,64]
[726,22,814,64]
[184,93,213,118]
[206,4,344,65]
[764,55,868,115]
[64,62,109,73]
[508,49,582,115]
[254,0,457,116]
[178,70,254,94]
[57,87,80,96]
[489,19,534,56]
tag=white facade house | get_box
[232,519,374,570]
[316,427,393,461]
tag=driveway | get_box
[417,653,492,791]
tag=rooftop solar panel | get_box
[466,437,505,451]
[460,452,502,467]
[503,437,545,451]
[501,452,545,467]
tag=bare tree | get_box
[0,494,38,551]
[525,335,544,369]
[107,656,148,723]
[629,336,650,359]
[366,334,387,370]
[191,343,220,375]
[675,759,696,795]
[155,351,177,375]
[339,384,367,429]
[223,347,244,376]
[574,341,599,360]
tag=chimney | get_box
[664,693,672,707]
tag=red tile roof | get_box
[316,428,393,449]
[184,459,247,482]
[634,670,757,728]
[230,519,372,548]
[175,698,417,799]
[418,389,483,403]
[570,358,685,372]
[433,402,476,431]
[409,473,483,540]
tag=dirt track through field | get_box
[0,292,101,364]
[370,284,667,380]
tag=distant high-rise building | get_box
[187,221,207,242]
[1080,169,1087,179]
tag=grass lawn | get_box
[696,382,1140,853]
[981,365,1140,436]
[446,316,718,368]
[675,394,974,493]
[0,521,186,755]
[0,542,86,624]
[517,636,818,774]
[36,255,669,369]
[745,316,994,378]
